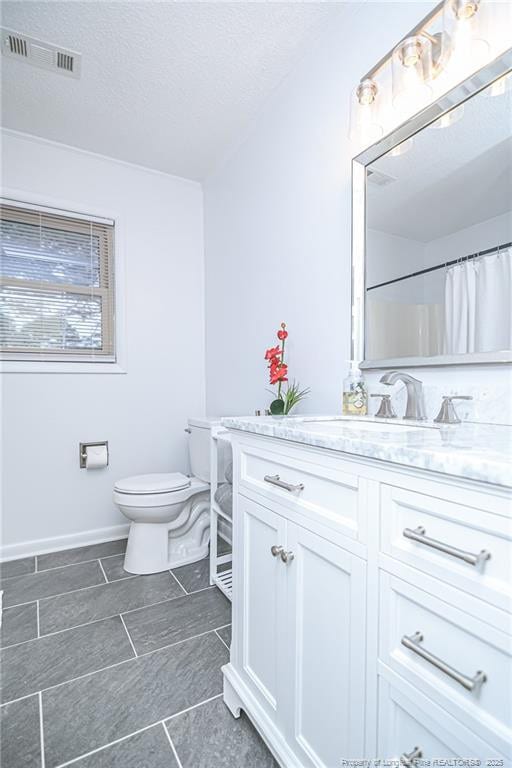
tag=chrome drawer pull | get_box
[264,474,305,493]
[401,632,487,693]
[270,545,284,557]
[403,526,490,567]
[280,550,295,564]
[400,746,422,766]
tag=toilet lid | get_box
[114,473,191,495]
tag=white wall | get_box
[425,211,512,266]
[366,230,426,288]
[1,130,206,558]
[204,1,511,425]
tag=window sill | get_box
[0,361,127,374]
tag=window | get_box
[0,202,115,362]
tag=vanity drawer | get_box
[239,443,361,540]
[379,571,512,756]
[378,673,506,762]
[381,485,512,612]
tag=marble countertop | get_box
[221,415,512,488]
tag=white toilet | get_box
[114,417,224,575]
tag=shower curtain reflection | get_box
[444,248,512,354]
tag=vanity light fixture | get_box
[348,0,494,143]
[357,78,378,106]
[392,34,433,108]
[451,0,480,21]
[442,0,490,69]
[349,78,383,143]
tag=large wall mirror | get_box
[352,50,512,369]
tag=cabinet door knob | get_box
[400,746,422,766]
[280,550,295,564]
[270,545,284,557]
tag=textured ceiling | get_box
[367,83,512,241]
[1,1,344,180]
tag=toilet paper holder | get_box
[79,441,109,469]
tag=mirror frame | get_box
[351,48,512,370]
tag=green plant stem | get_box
[278,335,286,400]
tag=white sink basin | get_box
[303,419,435,435]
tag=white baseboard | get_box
[0,524,130,562]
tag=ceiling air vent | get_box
[367,169,396,188]
[1,28,81,78]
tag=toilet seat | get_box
[114,472,191,495]
[113,475,209,510]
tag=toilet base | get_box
[124,522,170,575]
[123,500,211,575]
[168,541,209,570]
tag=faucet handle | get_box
[434,395,473,425]
[371,393,397,419]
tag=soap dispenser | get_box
[342,364,368,416]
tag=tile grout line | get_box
[52,694,223,768]
[119,613,138,658]
[1,547,128,580]
[162,722,184,768]
[52,723,158,768]
[97,559,108,584]
[164,693,222,723]
[1,587,218,650]
[38,691,46,768]
[2,559,201,610]
[3,572,139,610]
[1,629,228,707]
[215,628,230,651]
[36,600,40,638]
[168,569,188,596]
[169,571,222,599]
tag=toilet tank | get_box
[187,417,230,483]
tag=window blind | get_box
[0,203,115,362]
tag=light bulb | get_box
[392,35,433,111]
[349,79,383,145]
[454,0,479,20]
[399,39,423,68]
[356,79,378,106]
[442,0,490,74]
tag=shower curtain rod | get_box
[367,240,512,292]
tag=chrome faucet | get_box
[379,371,427,421]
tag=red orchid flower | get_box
[277,322,288,341]
[265,345,281,361]
[270,363,288,385]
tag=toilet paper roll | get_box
[85,444,108,469]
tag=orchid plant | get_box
[264,323,310,416]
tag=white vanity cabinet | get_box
[284,523,366,767]
[225,441,366,768]
[222,428,512,768]
[228,491,367,767]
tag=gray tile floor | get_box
[0,538,278,768]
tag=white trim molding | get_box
[0,523,129,562]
